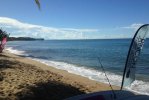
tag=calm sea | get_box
[6,39,149,95]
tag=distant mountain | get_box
[8,37,44,41]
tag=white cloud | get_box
[1,17,144,39]
[121,23,143,30]
[0,17,99,39]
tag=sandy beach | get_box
[0,51,119,100]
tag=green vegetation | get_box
[0,29,9,40]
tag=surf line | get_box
[97,57,117,99]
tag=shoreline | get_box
[5,46,123,87]
[0,51,119,100]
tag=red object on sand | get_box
[0,37,7,53]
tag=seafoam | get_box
[5,47,149,95]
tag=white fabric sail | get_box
[121,24,149,89]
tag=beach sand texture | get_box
[0,52,119,100]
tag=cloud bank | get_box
[121,23,143,30]
[0,17,144,39]
[0,17,99,39]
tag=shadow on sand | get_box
[16,81,85,100]
[0,54,85,100]
[0,54,21,68]
[0,54,18,81]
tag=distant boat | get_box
[0,29,9,53]
[65,24,149,100]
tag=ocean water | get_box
[5,39,149,95]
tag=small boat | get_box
[0,29,9,53]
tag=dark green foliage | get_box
[0,28,9,41]
[35,0,41,10]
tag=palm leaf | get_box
[35,0,40,10]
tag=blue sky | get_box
[0,0,148,39]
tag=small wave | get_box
[32,58,122,86]
[5,47,27,56]
[32,58,149,95]
[126,80,149,95]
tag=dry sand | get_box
[0,51,119,100]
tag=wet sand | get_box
[0,51,119,100]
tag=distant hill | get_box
[8,37,44,41]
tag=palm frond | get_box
[35,0,40,10]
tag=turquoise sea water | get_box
[6,39,149,95]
